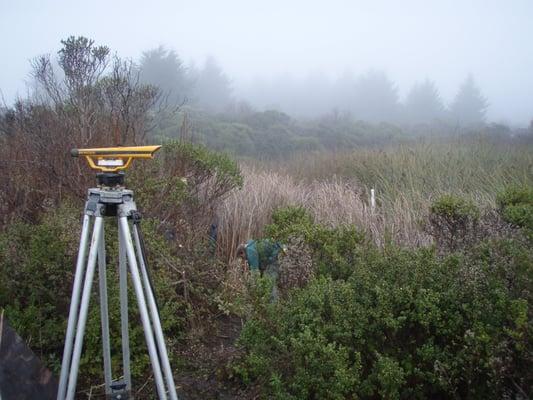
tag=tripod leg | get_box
[119,216,168,400]
[118,222,132,392]
[65,216,104,400]
[57,215,91,400]
[98,224,113,395]
[133,224,179,400]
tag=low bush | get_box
[425,194,480,252]
[233,194,533,399]
[426,190,532,253]
[497,186,533,238]
[265,206,367,281]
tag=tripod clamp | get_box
[130,210,142,224]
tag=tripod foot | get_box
[109,380,130,400]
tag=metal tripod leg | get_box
[98,224,112,395]
[119,227,132,392]
[65,216,104,400]
[57,215,91,400]
[119,216,168,400]
[133,224,179,400]
[58,186,178,399]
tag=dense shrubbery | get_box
[265,207,367,281]
[233,191,533,399]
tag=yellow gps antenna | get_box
[71,145,162,173]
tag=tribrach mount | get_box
[57,146,178,400]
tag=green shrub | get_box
[264,206,315,241]
[497,186,533,236]
[265,207,366,280]
[497,185,533,210]
[234,213,532,399]
[429,195,480,220]
[426,195,480,252]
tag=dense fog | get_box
[1,0,532,125]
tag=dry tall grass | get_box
[217,137,533,261]
[217,167,431,261]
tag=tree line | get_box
[138,47,489,127]
[0,37,500,128]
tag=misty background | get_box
[1,0,532,126]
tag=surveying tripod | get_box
[57,146,178,400]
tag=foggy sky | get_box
[1,0,532,125]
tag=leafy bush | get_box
[264,206,314,241]
[233,202,532,399]
[497,186,533,237]
[425,195,480,252]
[265,206,366,280]
[429,195,480,220]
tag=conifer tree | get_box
[449,74,488,126]
[405,79,445,123]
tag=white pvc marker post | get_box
[370,188,376,213]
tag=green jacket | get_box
[244,239,282,273]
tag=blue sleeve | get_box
[245,240,260,271]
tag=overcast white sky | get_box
[1,0,532,124]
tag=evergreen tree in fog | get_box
[449,74,488,126]
[352,70,399,122]
[139,46,191,105]
[193,56,233,113]
[404,79,445,123]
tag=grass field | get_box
[217,136,533,258]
